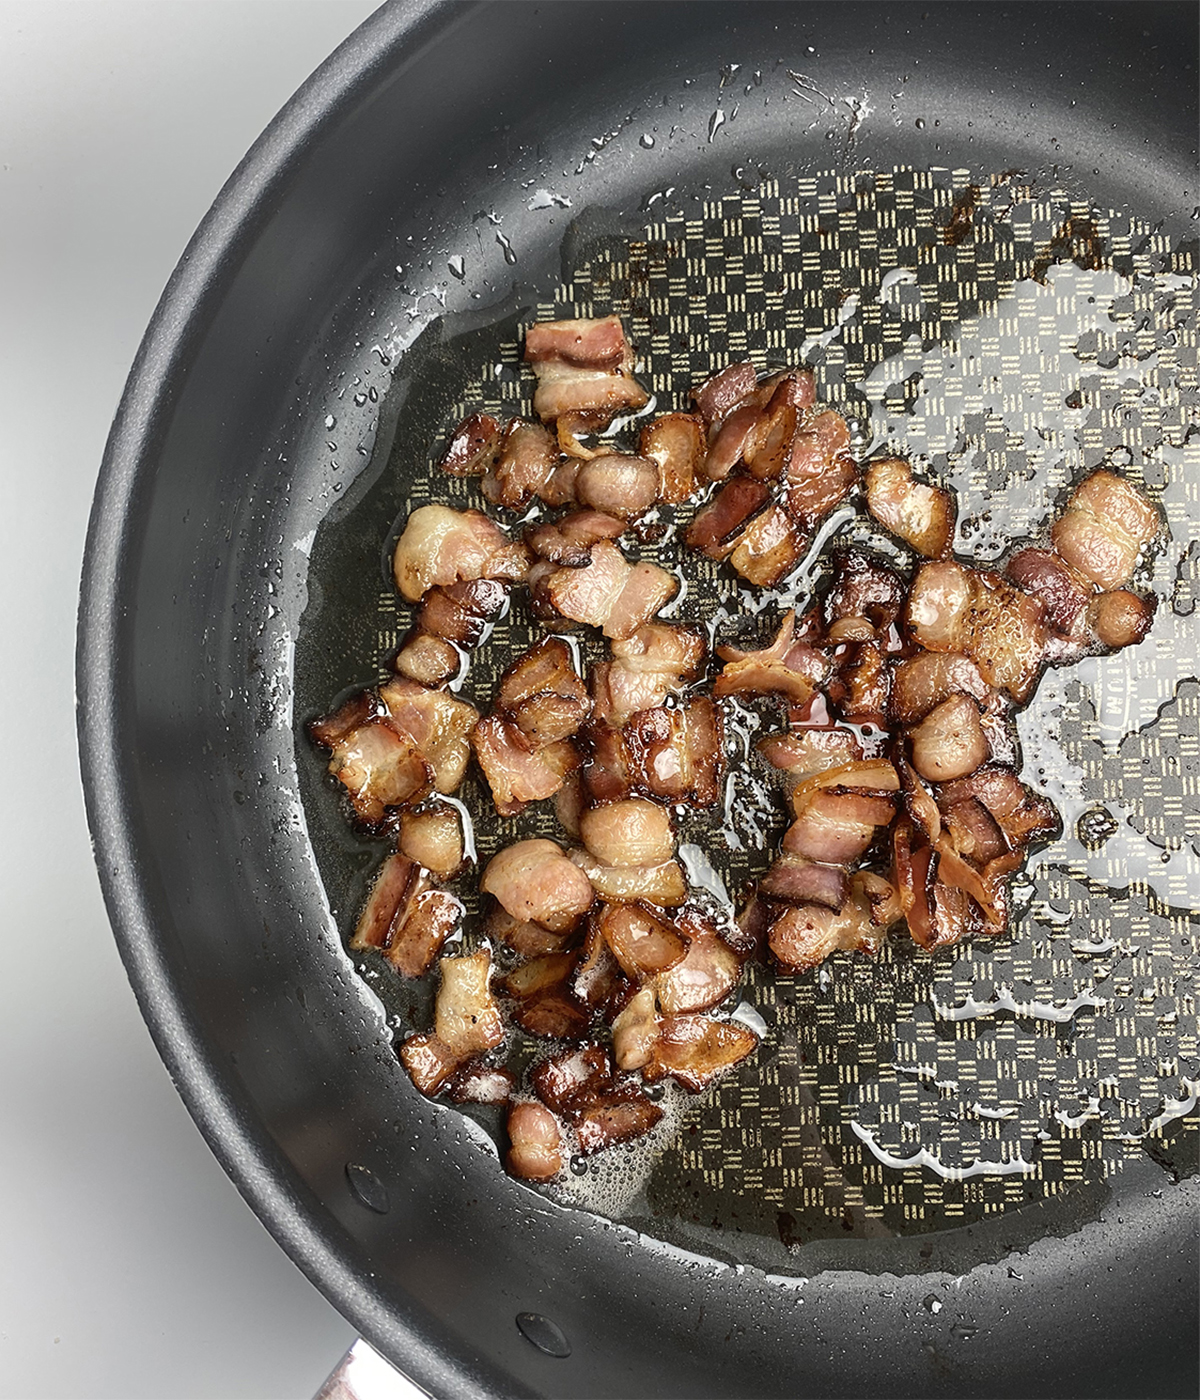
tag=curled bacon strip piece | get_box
[525,316,650,453]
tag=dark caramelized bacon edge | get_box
[307,315,1163,1181]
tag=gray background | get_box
[0,3,394,1396]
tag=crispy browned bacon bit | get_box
[1050,469,1161,590]
[639,413,706,502]
[393,505,531,603]
[351,854,463,977]
[481,419,559,509]
[715,610,831,703]
[481,838,595,932]
[317,332,1169,1177]
[321,717,434,823]
[544,540,678,641]
[643,1014,759,1092]
[502,951,589,1039]
[906,560,1048,703]
[524,316,649,452]
[398,803,467,880]
[439,411,503,477]
[865,457,956,558]
[505,1101,564,1179]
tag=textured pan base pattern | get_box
[323,165,1198,1246]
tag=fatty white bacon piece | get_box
[1050,469,1161,591]
[758,726,863,782]
[715,610,831,703]
[524,316,649,448]
[639,413,706,502]
[569,848,687,906]
[506,1102,564,1180]
[611,984,659,1071]
[544,540,678,641]
[481,838,595,932]
[325,719,433,823]
[397,803,467,879]
[865,457,956,558]
[579,798,676,868]
[906,560,1048,703]
[599,904,688,979]
[654,923,743,1016]
[524,509,626,567]
[574,453,660,521]
[392,505,531,603]
[909,694,990,783]
[434,949,504,1058]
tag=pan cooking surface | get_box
[297,163,1198,1262]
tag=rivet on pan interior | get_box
[344,1162,390,1214]
[515,1312,571,1358]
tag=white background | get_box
[0,4,397,1396]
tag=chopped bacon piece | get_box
[703,401,763,481]
[639,413,706,502]
[1050,469,1161,590]
[506,1102,563,1180]
[865,457,956,558]
[524,510,625,566]
[827,640,889,721]
[579,721,634,804]
[910,695,990,783]
[326,719,432,822]
[823,549,906,632]
[417,578,510,649]
[435,949,504,1058]
[449,1064,515,1105]
[378,678,478,794]
[1005,548,1093,638]
[1088,589,1157,649]
[481,419,559,509]
[728,505,807,586]
[524,316,649,443]
[496,637,591,747]
[308,691,378,749]
[611,984,659,1071]
[625,698,724,807]
[575,1086,664,1154]
[398,1030,460,1097]
[692,361,759,427]
[393,632,461,688]
[591,623,705,727]
[906,561,1047,703]
[502,951,588,1039]
[937,794,1007,866]
[715,610,830,703]
[352,854,463,979]
[481,838,595,932]
[601,903,687,979]
[767,876,895,973]
[937,765,1060,852]
[758,726,862,781]
[472,715,581,815]
[439,412,503,477]
[531,1042,612,1113]
[788,759,901,813]
[759,854,848,910]
[392,504,530,603]
[575,453,660,521]
[485,906,576,958]
[580,798,675,868]
[545,541,678,640]
[643,1015,758,1091]
[398,803,467,879]
[783,790,895,865]
[889,650,992,724]
[569,848,688,906]
[685,477,772,557]
[655,926,742,1015]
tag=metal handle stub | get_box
[314,1338,430,1400]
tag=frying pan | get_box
[78,2,1199,1396]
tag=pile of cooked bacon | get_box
[308,312,1162,1181]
